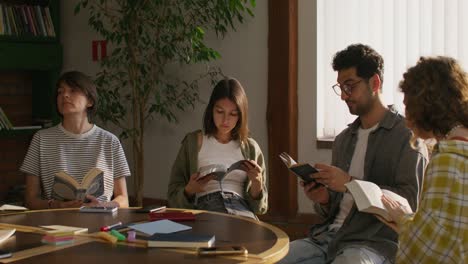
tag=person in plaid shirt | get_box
[381,56,468,264]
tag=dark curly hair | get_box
[332,44,384,89]
[400,56,468,138]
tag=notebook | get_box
[40,225,88,234]
[128,220,192,236]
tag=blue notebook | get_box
[147,232,215,248]
[128,219,192,236]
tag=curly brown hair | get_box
[399,56,468,138]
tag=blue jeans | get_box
[278,231,389,264]
[195,191,257,220]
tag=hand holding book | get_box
[345,180,413,223]
[279,152,323,188]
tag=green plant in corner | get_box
[74,0,256,205]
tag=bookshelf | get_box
[0,0,62,204]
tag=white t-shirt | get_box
[329,124,378,231]
[20,124,131,202]
[197,135,247,198]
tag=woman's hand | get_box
[243,160,263,199]
[381,194,413,222]
[53,200,83,209]
[184,172,214,198]
[83,195,100,206]
[375,215,400,233]
[243,160,263,185]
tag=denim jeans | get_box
[195,191,257,220]
[278,231,389,264]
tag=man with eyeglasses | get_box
[279,44,428,264]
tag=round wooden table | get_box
[0,208,289,263]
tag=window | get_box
[317,0,468,139]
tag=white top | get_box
[329,123,378,231]
[20,124,131,202]
[197,135,247,198]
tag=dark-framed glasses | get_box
[332,79,363,96]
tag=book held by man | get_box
[147,232,215,248]
[52,168,104,201]
[198,160,248,181]
[279,152,321,185]
[345,179,412,222]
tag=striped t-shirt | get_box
[20,124,131,202]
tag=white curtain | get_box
[317,0,468,138]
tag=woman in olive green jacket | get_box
[167,78,268,219]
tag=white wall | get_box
[61,0,330,213]
[297,0,332,213]
[61,1,269,201]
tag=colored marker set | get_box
[98,222,136,244]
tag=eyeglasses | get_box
[332,79,363,96]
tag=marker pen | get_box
[100,221,122,232]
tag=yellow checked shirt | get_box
[397,139,468,264]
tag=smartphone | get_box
[135,205,166,213]
[0,250,12,259]
[197,246,248,256]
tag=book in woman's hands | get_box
[279,152,322,186]
[52,168,104,201]
[344,180,412,222]
[198,160,248,181]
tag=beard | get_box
[346,85,376,116]
[346,99,374,116]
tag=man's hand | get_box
[301,181,329,205]
[312,163,351,192]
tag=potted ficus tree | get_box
[74,0,257,205]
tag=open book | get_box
[198,160,247,181]
[345,180,412,222]
[279,152,322,186]
[52,168,104,201]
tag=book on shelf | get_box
[279,152,323,186]
[345,180,412,222]
[0,2,55,37]
[52,168,104,201]
[148,212,196,222]
[198,160,249,181]
[0,106,42,131]
[128,219,192,236]
[147,232,215,248]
